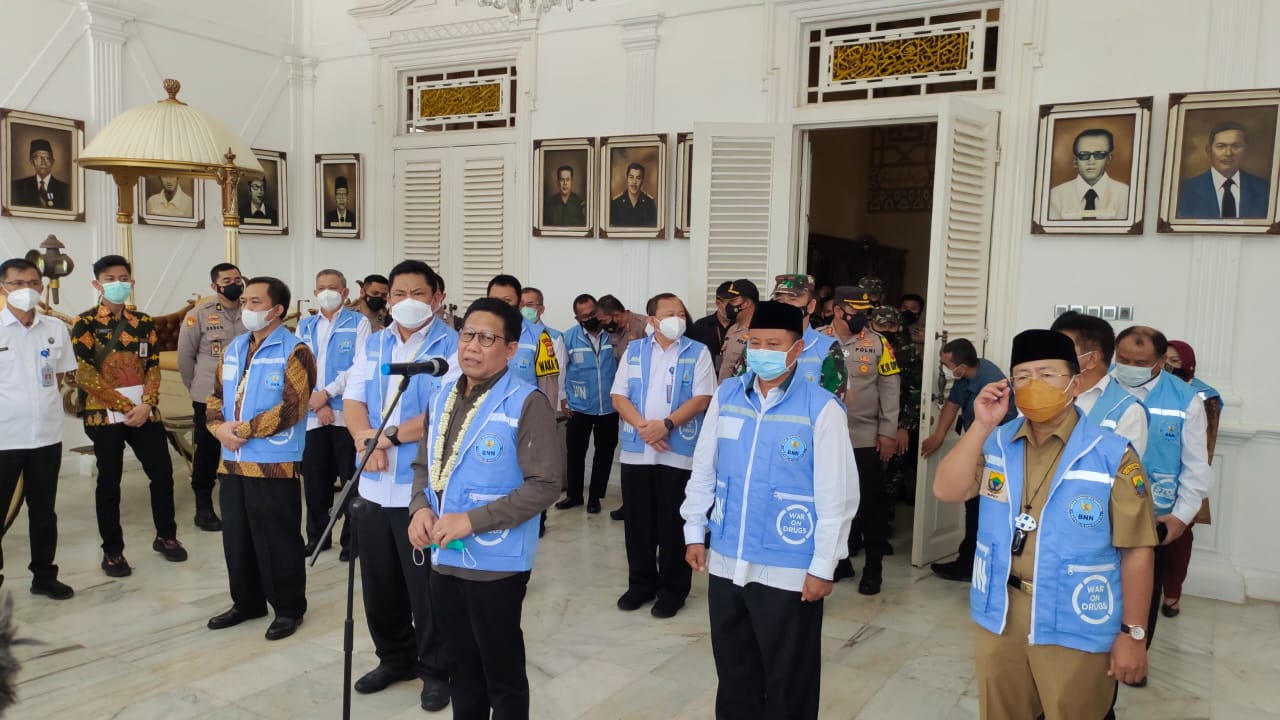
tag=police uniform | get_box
[716,278,760,382]
[831,287,899,593]
[969,330,1157,719]
[509,318,566,412]
[178,295,245,523]
[680,302,858,719]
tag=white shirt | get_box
[346,319,459,507]
[610,337,716,471]
[680,376,860,590]
[1122,373,1213,526]
[1074,373,1148,455]
[1048,172,1130,220]
[0,308,76,450]
[1210,167,1242,216]
[298,312,371,431]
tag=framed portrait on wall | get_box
[675,133,693,239]
[137,174,205,228]
[1158,88,1280,233]
[533,137,595,237]
[238,149,288,235]
[600,134,666,239]
[316,153,361,239]
[1031,97,1152,235]
[0,108,85,222]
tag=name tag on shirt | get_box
[717,416,744,440]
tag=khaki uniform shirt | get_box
[717,323,749,383]
[839,328,901,448]
[177,297,245,404]
[988,410,1158,582]
[611,311,649,361]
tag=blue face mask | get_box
[1114,362,1156,388]
[520,306,539,323]
[745,343,797,381]
[101,281,131,304]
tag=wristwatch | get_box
[1120,623,1146,641]
[663,418,675,431]
[385,425,402,446]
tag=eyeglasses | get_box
[459,328,507,347]
[1010,372,1073,387]
[1074,151,1111,161]
[2,280,43,290]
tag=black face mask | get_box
[1167,365,1191,381]
[844,313,868,334]
[365,296,387,312]
[581,317,602,333]
[220,283,244,302]
[899,310,919,326]
[724,303,742,323]
[602,320,619,333]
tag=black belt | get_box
[1007,574,1033,593]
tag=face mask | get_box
[101,281,132,305]
[941,364,957,381]
[581,317,601,333]
[315,289,344,312]
[899,310,919,326]
[5,288,39,312]
[219,283,244,302]
[645,323,655,337]
[845,312,868,334]
[1166,365,1191,381]
[242,307,276,332]
[1114,362,1156,388]
[1015,377,1076,423]
[391,298,433,329]
[520,306,539,323]
[602,319,619,333]
[658,316,686,341]
[746,344,797,381]
[724,303,742,323]
[364,295,387,312]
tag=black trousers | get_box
[708,575,823,720]
[954,496,980,567]
[430,570,531,720]
[218,473,307,618]
[620,463,692,603]
[1146,543,1169,649]
[191,402,220,508]
[301,425,353,548]
[86,421,177,554]
[357,502,446,680]
[0,443,62,582]
[564,411,619,502]
[848,447,888,572]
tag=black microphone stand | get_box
[309,373,412,720]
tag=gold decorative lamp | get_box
[78,79,264,265]
[24,235,75,305]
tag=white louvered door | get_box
[689,123,794,315]
[912,98,1001,568]
[393,144,514,308]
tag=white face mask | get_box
[242,307,276,332]
[941,364,957,381]
[644,323,655,337]
[5,288,39,312]
[658,316,686,341]
[1114,362,1156,388]
[390,298,433,329]
[315,289,344,312]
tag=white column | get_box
[286,55,318,292]
[617,14,663,309]
[82,2,132,260]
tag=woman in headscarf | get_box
[1160,340,1222,617]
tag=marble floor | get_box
[5,461,1280,720]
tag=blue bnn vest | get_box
[708,372,834,570]
[426,371,541,572]
[971,408,1132,654]
[220,326,307,464]
[358,321,459,486]
[510,320,561,384]
[1137,372,1196,516]
[618,335,708,458]
[296,307,362,414]
[563,324,617,415]
[1085,378,1147,434]
[796,327,836,390]
[1190,377,1223,414]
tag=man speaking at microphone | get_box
[344,260,458,711]
[408,297,562,720]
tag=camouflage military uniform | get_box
[871,305,923,501]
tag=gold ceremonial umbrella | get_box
[79,79,264,264]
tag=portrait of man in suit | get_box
[239,177,277,225]
[1048,128,1130,220]
[1177,122,1272,219]
[145,175,194,217]
[324,175,356,229]
[11,138,70,210]
[543,164,586,227]
[609,162,657,227]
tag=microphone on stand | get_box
[381,358,449,377]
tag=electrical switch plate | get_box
[1054,304,1069,317]
[1118,306,1133,321]
[1101,306,1117,320]
[1069,304,1084,313]
[1086,306,1101,317]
